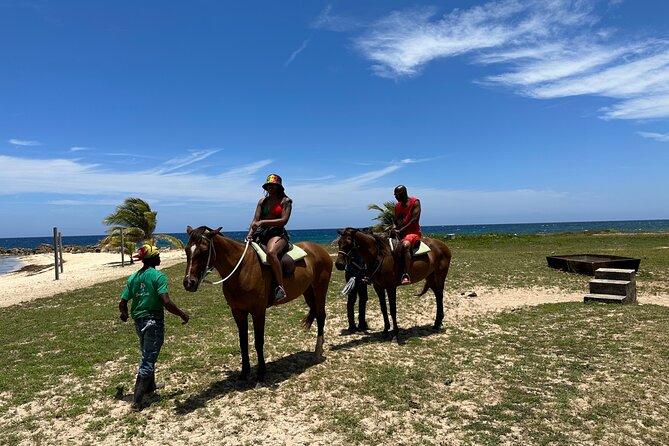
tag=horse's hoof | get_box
[358,322,369,331]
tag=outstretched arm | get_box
[160,294,189,324]
[119,299,129,322]
[246,198,264,240]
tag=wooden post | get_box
[58,231,64,273]
[120,228,125,267]
[53,227,59,280]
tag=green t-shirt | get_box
[121,267,169,319]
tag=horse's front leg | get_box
[388,287,399,342]
[373,284,391,336]
[232,309,251,381]
[251,310,267,382]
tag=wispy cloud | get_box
[638,131,669,142]
[311,5,361,32]
[69,146,90,152]
[353,0,669,120]
[284,38,311,67]
[9,138,41,146]
[151,149,221,174]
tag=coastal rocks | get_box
[0,245,101,256]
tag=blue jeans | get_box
[134,317,164,378]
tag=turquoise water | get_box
[2,219,668,274]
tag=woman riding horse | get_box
[246,173,292,302]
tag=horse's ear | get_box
[336,229,344,236]
[213,227,222,235]
[187,225,193,234]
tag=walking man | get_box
[118,244,189,411]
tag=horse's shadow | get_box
[174,350,323,415]
[331,323,441,350]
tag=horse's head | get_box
[335,227,359,271]
[183,225,222,292]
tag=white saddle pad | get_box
[251,242,308,265]
[388,239,431,257]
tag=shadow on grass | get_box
[330,323,440,350]
[174,350,323,415]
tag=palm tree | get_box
[368,201,396,233]
[100,197,184,257]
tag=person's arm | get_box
[119,299,129,322]
[398,199,421,234]
[246,198,264,240]
[160,294,189,324]
[258,197,292,228]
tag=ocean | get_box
[2,219,669,274]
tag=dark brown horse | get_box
[335,227,451,340]
[182,226,332,382]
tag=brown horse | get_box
[182,226,332,382]
[335,227,451,341]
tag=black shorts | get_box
[252,226,289,245]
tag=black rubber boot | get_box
[131,375,150,412]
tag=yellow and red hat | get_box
[133,244,160,260]
[262,173,284,192]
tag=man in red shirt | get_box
[391,185,422,285]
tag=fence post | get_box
[121,228,125,267]
[53,227,59,280]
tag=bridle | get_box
[337,230,384,280]
[188,231,250,286]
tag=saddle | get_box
[250,241,308,276]
[388,238,431,257]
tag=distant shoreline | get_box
[2,219,669,250]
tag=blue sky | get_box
[2,0,669,237]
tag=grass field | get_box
[1,231,668,445]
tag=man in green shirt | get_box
[119,244,189,411]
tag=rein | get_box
[195,234,251,285]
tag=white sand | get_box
[0,250,186,307]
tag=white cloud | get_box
[151,149,221,174]
[638,131,669,142]
[353,0,669,120]
[69,146,89,152]
[9,139,41,146]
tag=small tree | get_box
[100,197,184,256]
[368,201,395,233]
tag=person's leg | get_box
[401,239,412,284]
[357,278,369,330]
[267,236,288,301]
[132,318,164,410]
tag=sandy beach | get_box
[2,250,667,311]
[0,250,186,308]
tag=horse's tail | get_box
[415,281,430,297]
[302,307,316,329]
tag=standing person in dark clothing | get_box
[344,251,369,332]
[118,244,189,412]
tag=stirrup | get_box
[400,274,411,285]
[274,286,287,302]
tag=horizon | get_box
[2,1,669,238]
[2,217,669,240]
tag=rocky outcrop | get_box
[0,245,102,256]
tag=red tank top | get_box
[261,198,283,219]
[395,197,421,237]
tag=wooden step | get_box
[584,294,630,304]
[589,279,633,296]
[595,268,636,281]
